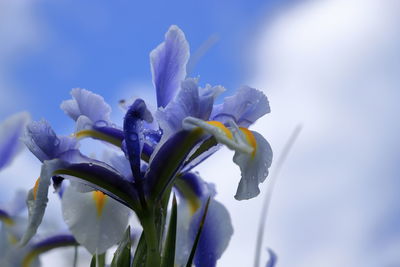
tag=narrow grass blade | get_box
[132,232,147,267]
[161,194,178,267]
[254,125,302,267]
[185,197,211,267]
[111,226,131,267]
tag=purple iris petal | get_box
[175,172,210,198]
[0,112,30,170]
[24,120,78,162]
[55,162,139,208]
[123,99,153,180]
[151,25,190,108]
[192,200,233,267]
[156,78,224,139]
[60,88,111,123]
[175,173,233,267]
[30,234,77,250]
[211,86,270,127]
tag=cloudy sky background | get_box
[1,0,400,266]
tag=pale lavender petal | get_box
[102,152,133,181]
[0,112,30,170]
[24,120,78,162]
[150,25,190,108]
[60,88,111,123]
[211,86,270,127]
[156,78,223,139]
[233,131,273,200]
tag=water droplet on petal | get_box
[129,134,138,141]
[94,120,108,127]
[54,137,60,146]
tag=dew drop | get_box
[129,134,138,141]
[53,137,60,146]
[94,120,108,127]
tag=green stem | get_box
[142,209,161,267]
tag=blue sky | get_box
[1,0,400,266]
[2,0,292,130]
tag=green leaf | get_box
[161,195,178,267]
[186,136,217,164]
[145,129,204,204]
[90,253,105,267]
[132,233,147,267]
[185,197,211,267]
[111,226,131,267]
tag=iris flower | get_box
[19,25,272,266]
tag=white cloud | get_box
[204,0,400,266]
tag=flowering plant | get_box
[0,25,272,267]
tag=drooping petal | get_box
[150,25,190,108]
[174,173,233,267]
[22,234,77,267]
[233,130,272,200]
[192,200,233,267]
[123,99,153,180]
[183,117,272,200]
[62,186,130,254]
[156,78,224,140]
[20,159,68,245]
[0,112,30,170]
[211,86,270,127]
[24,120,78,162]
[60,88,111,124]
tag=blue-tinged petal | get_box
[22,234,77,267]
[192,200,233,267]
[123,99,153,180]
[0,112,30,170]
[62,186,130,254]
[150,25,190,108]
[233,130,272,200]
[60,88,111,125]
[156,78,224,140]
[0,190,27,219]
[211,86,270,127]
[265,248,277,267]
[174,173,232,267]
[24,120,78,162]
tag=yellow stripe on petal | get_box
[206,121,233,139]
[0,215,14,226]
[240,128,257,157]
[75,129,122,147]
[33,178,40,200]
[92,191,108,217]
